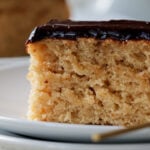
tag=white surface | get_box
[0,59,149,144]
[0,57,29,70]
[0,130,150,150]
[67,0,150,21]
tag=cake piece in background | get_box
[0,0,69,57]
[26,20,150,127]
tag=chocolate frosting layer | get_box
[27,20,150,43]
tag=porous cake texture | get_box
[27,20,150,126]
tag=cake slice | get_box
[26,20,150,126]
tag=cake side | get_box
[27,38,150,126]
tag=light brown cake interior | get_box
[27,38,150,126]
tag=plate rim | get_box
[0,130,150,150]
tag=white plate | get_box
[0,130,150,150]
[0,59,149,143]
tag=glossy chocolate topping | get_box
[27,20,150,43]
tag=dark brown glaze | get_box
[27,20,150,43]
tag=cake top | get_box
[27,20,150,43]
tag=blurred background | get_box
[0,0,150,57]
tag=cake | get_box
[0,0,68,57]
[26,20,150,127]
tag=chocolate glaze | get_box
[27,20,150,43]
